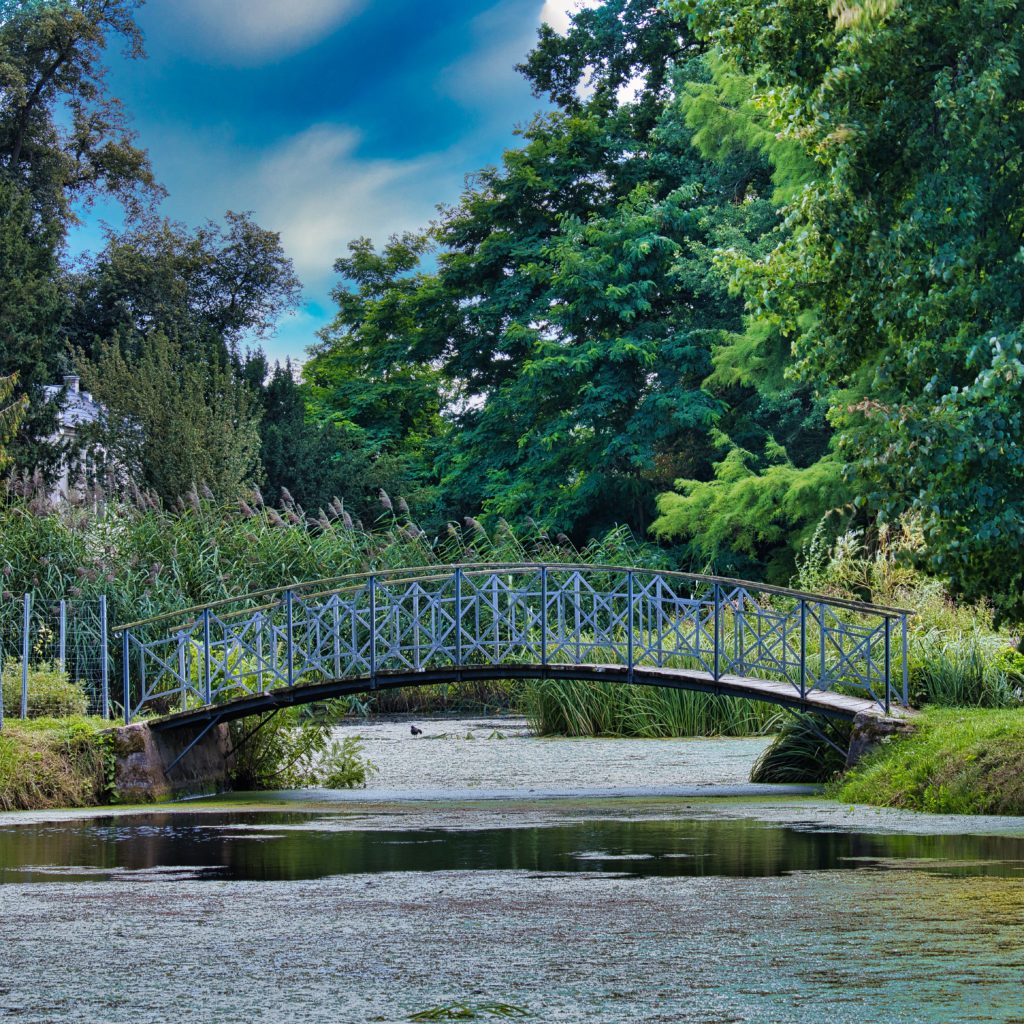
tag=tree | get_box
[68,211,302,361]
[81,332,262,502]
[310,1,776,542]
[0,0,160,475]
[0,371,26,478]
[671,0,1024,620]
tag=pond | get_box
[0,719,1022,1023]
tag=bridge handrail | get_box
[113,561,914,634]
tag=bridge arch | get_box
[115,563,913,733]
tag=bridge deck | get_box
[148,662,913,733]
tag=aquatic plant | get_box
[750,714,851,783]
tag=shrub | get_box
[1,661,89,719]
[750,714,851,783]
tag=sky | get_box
[72,0,585,363]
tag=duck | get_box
[410,724,423,736]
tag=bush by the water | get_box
[750,715,851,783]
[0,717,111,811]
[1,661,89,719]
[835,708,1024,816]
[522,678,779,737]
[228,705,376,790]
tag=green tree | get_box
[81,332,262,502]
[0,0,160,473]
[311,1,776,541]
[0,371,26,478]
[670,0,1024,619]
[68,211,301,361]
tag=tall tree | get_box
[0,371,26,479]
[665,0,1024,620]
[310,1,776,541]
[0,0,160,473]
[81,332,262,502]
[68,211,301,361]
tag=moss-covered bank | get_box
[835,708,1024,815]
[0,717,112,811]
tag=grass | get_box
[750,714,851,783]
[521,678,780,737]
[0,716,111,811]
[1,662,90,719]
[834,707,1024,815]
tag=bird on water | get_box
[410,724,423,736]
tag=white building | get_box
[42,375,107,500]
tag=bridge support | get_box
[845,711,917,769]
[108,719,231,802]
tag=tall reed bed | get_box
[522,679,779,737]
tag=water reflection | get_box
[1,813,1023,883]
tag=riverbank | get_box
[0,716,110,811]
[835,707,1024,815]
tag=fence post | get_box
[368,576,377,685]
[712,583,721,682]
[901,613,909,706]
[58,599,67,673]
[819,601,827,690]
[454,568,463,668]
[20,593,30,719]
[177,631,188,711]
[799,598,807,701]
[122,628,131,723]
[884,616,892,716]
[99,595,109,719]
[203,608,212,704]
[540,566,548,668]
[285,591,294,687]
[627,571,634,682]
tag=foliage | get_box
[309,4,778,540]
[522,678,778,737]
[675,0,1024,622]
[0,0,160,473]
[80,332,263,502]
[408,1003,530,1021]
[68,211,301,362]
[835,708,1024,816]
[0,371,27,479]
[750,714,851,783]
[227,708,375,790]
[0,715,108,811]
[1,660,89,718]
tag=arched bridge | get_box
[115,564,913,739]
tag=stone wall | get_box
[109,720,231,802]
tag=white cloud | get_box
[539,0,600,34]
[164,0,364,63]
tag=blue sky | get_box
[72,0,583,363]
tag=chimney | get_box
[63,375,80,394]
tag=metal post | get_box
[257,614,266,692]
[368,576,377,684]
[203,608,212,704]
[627,571,634,681]
[454,568,463,668]
[332,599,342,679]
[20,593,30,719]
[712,583,721,682]
[819,601,827,690]
[285,591,294,687]
[122,629,131,723]
[901,613,909,706]
[540,566,547,668]
[177,632,188,711]
[884,616,892,716]
[99,595,109,719]
[58,599,67,673]
[799,599,807,700]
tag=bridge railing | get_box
[113,564,912,722]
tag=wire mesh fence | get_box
[0,593,112,725]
